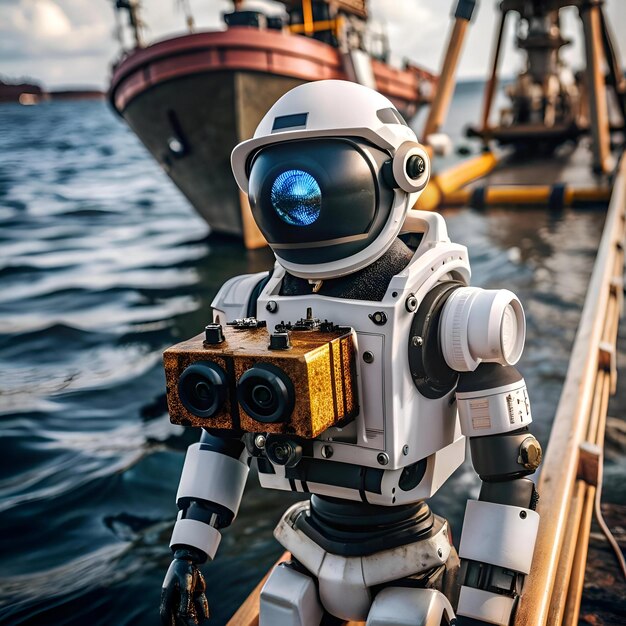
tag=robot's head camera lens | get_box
[406,155,426,180]
[270,169,321,227]
[237,363,295,423]
[265,437,303,468]
[178,361,227,418]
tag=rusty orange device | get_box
[163,317,359,438]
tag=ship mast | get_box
[178,0,195,32]
[114,0,145,49]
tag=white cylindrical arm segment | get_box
[440,287,526,372]
[170,518,222,560]
[456,379,532,437]
[457,587,516,626]
[177,443,249,519]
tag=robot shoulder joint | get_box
[212,271,270,323]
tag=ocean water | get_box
[0,82,623,625]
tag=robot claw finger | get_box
[159,80,543,626]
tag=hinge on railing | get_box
[598,340,617,394]
[577,441,602,487]
[609,274,624,316]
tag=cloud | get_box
[32,0,72,37]
[0,0,624,89]
[2,1,111,56]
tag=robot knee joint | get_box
[260,562,323,626]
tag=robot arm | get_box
[439,287,542,625]
[170,430,249,560]
[160,431,250,625]
[455,364,541,626]
[161,270,270,623]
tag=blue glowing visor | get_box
[270,169,321,227]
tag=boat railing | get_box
[515,153,626,625]
[288,17,341,38]
[287,0,341,39]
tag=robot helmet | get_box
[231,80,430,280]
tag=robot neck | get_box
[279,237,415,301]
[296,495,434,557]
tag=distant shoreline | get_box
[0,79,104,105]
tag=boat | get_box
[108,0,438,248]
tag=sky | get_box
[1,0,625,89]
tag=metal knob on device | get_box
[204,323,225,345]
[519,436,542,470]
[269,331,291,350]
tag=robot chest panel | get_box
[258,292,455,462]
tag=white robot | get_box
[160,80,542,626]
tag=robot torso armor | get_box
[212,211,471,506]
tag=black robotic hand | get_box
[160,547,210,626]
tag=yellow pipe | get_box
[334,15,343,40]
[443,185,611,208]
[570,187,612,203]
[421,0,477,142]
[437,152,499,195]
[414,152,499,211]
[289,19,337,34]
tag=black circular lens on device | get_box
[178,361,227,418]
[237,362,295,423]
[265,437,303,468]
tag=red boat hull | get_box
[109,27,435,244]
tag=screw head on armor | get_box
[519,436,542,470]
[230,80,430,280]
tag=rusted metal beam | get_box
[480,10,507,132]
[581,1,613,174]
[422,0,477,142]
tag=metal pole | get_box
[580,0,613,174]
[422,0,477,142]
[598,4,626,124]
[480,9,507,132]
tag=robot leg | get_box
[366,587,455,626]
[260,561,324,626]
